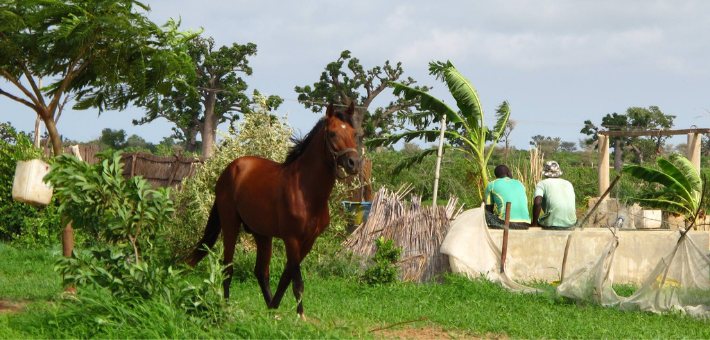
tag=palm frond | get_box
[632,198,693,216]
[622,164,693,204]
[390,82,463,125]
[669,153,701,192]
[490,101,510,141]
[366,130,465,148]
[440,64,483,130]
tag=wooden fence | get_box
[43,145,203,189]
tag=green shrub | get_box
[361,237,402,285]
[0,122,60,247]
[53,244,233,328]
[44,150,174,261]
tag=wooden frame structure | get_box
[597,128,710,196]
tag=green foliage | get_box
[44,150,174,260]
[361,237,402,285]
[369,149,481,208]
[169,97,293,253]
[295,50,426,142]
[137,32,282,156]
[580,106,676,166]
[0,122,60,247]
[0,0,193,154]
[623,154,703,223]
[368,60,510,200]
[51,244,233,332]
[98,128,127,150]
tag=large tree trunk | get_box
[183,125,199,153]
[352,107,365,153]
[630,145,644,165]
[613,138,623,171]
[43,115,64,157]
[42,110,75,287]
[201,91,218,157]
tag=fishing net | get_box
[442,205,710,318]
[440,205,543,293]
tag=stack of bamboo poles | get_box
[343,185,462,282]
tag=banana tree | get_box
[367,61,510,199]
[622,154,704,225]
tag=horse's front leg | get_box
[267,239,301,315]
[269,261,305,319]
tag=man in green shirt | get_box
[485,165,531,229]
[532,161,577,229]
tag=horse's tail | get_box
[183,203,221,267]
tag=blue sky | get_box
[2,0,707,150]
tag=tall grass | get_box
[2,242,710,339]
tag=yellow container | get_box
[342,201,372,233]
[12,159,53,206]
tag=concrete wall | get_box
[489,228,709,284]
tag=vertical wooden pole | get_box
[687,133,701,175]
[33,78,43,148]
[560,233,573,282]
[598,135,610,198]
[500,202,511,274]
[432,116,446,207]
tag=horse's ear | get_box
[326,103,335,118]
[346,101,355,116]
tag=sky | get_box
[2,0,708,151]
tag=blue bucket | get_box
[342,201,372,233]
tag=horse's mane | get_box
[283,109,353,166]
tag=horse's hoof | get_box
[274,314,282,320]
[298,313,307,322]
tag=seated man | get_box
[532,161,577,230]
[485,165,531,229]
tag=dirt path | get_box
[0,299,28,314]
[374,325,503,340]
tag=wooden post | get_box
[687,133,701,175]
[560,233,573,282]
[33,78,43,148]
[432,116,446,207]
[598,135,610,198]
[500,202,511,274]
[166,156,181,187]
[130,154,137,178]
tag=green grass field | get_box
[1,243,710,339]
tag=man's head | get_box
[542,161,563,178]
[494,165,513,179]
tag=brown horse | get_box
[184,102,361,319]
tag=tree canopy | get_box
[581,106,675,169]
[295,50,428,149]
[0,0,191,156]
[136,34,282,156]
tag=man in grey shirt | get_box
[531,161,577,229]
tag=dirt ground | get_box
[0,299,28,314]
[374,325,505,340]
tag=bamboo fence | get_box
[344,185,463,283]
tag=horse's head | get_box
[324,102,361,176]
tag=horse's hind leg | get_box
[219,209,242,299]
[253,234,274,305]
